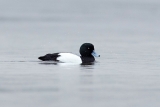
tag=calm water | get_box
[0,0,160,107]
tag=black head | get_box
[79,43,100,57]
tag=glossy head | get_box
[79,43,100,57]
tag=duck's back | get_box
[39,53,82,63]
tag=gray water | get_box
[0,0,160,107]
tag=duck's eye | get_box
[88,48,90,49]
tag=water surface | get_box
[0,0,160,107]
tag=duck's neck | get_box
[80,56,95,63]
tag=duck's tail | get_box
[38,53,60,61]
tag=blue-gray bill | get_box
[91,50,100,57]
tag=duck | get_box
[38,43,100,64]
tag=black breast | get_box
[38,53,60,61]
[80,56,95,63]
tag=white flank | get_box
[57,53,82,63]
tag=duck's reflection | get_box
[39,61,58,65]
[39,61,95,66]
[81,62,95,65]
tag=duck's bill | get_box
[91,50,100,57]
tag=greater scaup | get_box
[38,43,100,64]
